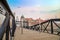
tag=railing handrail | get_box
[30,19,60,27]
[0,0,16,40]
[28,18,60,35]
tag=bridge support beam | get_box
[41,24,42,32]
[51,21,53,34]
[39,24,40,32]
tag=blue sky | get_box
[7,0,60,9]
[7,0,60,20]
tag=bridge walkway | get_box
[14,27,60,40]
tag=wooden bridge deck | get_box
[14,27,60,40]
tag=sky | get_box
[7,0,60,20]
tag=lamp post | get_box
[21,18,23,34]
[20,15,24,34]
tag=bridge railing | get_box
[29,19,60,35]
[41,19,60,34]
[0,0,16,40]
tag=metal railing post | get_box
[41,24,42,32]
[12,18,16,36]
[5,14,10,40]
[51,20,53,34]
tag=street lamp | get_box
[21,18,23,34]
[20,15,24,34]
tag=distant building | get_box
[20,15,28,28]
[25,18,44,26]
[25,18,34,26]
[20,15,44,27]
[16,16,19,21]
[16,16,19,25]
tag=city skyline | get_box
[7,0,60,20]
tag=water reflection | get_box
[0,14,5,27]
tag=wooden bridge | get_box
[0,0,60,40]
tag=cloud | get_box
[12,6,60,20]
